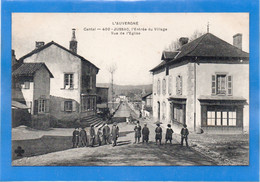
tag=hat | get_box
[113,122,117,126]
[156,123,160,127]
[136,120,140,124]
[167,124,171,127]
[183,124,187,127]
[144,123,147,126]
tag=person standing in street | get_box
[134,121,142,143]
[155,123,162,145]
[111,122,119,147]
[142,123,150,143]
[72,127,80,148]
[165,124,174,144]
[102,123,111,144]
[181,124,189,147]
[79,127,88,147]
[97,127,103,146]
[90,124,96,147]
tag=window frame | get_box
[64,100,73,112]
[64,73,74,89]
[38,99,46,113]
[206,106,237,126]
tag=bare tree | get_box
[108,63,117,110]
[165,30,205,51]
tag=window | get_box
[64,101,73,111]
[217,75,226,94]
[89,76,93,89]
[162,101,166,120]
[38,99,46,113]
[157,79,161,95]
[212,74,232,95]
[206,107,237,126]
[64,73,74,89]
[168,76,172,95]
[162,79,166,95]
[176,75,182,95]
[24,82,30,89]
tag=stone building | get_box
[150,33,249,133]
[12,63,53,128]
[17,29,99,124]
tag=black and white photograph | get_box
[11,13,249,166]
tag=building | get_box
[150,33,249,133]
[96,86,109,111]
[141,92,153,118]
[17,29,99,123]
[12,63,54,128]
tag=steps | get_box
[81,115,104,128]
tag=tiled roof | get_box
[18,41,99,70]
[151,33,249,72]
[161,51,180,60]
[12,63,54,78]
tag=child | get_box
[165,124,174,144]
[181,124,189,147]
[155,123,162,145]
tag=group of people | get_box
[73,121,189,148]
[72,122,119,148]
[134,121,189,146]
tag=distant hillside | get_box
[97,83,152,101]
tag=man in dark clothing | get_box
[90,125,96,147]
[181,124,189,147]
[103,123,111,144]
[142,123,150,143]
[72,127,80,148]
[79,127,88,147]
[134,121,142,143]
[97,127,103,146]
[165,124,174,144]
[155,123,162,145]
[111,122,119,147]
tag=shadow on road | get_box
[116,140,132,146]
[119,131,134,137]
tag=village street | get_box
[12,102,217,166]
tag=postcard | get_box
[1,1,259,181]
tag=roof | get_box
[12,101,30,109]
[18,41,99,70]
[161,51,180,60]
[12,63,54,78]
[151,33,249,72]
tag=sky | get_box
[12,13,249,85]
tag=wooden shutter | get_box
[201,105,207,126]
[168,76,172,95]
[74,73,78,89]
[62,74,65,89]
[72,101,77,112]
[227,75,232,95]
[176,77,178,95]
[236,106,243,127]
[180,76,182,95]
[212,75,216,94]
[60,101,65,111]
[34,100,38,115]
[45,99,50,113]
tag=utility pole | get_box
[108,63,117,111]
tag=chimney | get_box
[35,41,45,49]
[12,50,17,66]
[179,37,189,46]
[69,28,77,53]
[233,33,242,50]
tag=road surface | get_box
[13,113,217,166]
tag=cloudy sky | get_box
[12,13,249,85]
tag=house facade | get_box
[151,33,249,133]
[141,92,153,118]
[12,63,54,128]
[18,29,99,123]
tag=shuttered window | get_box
[168,76,172,95]
[227,75,233,95]
[157,79,161,95]
[162,79,166,95]
[176,75,182,95]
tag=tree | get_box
[165,30,205,51]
